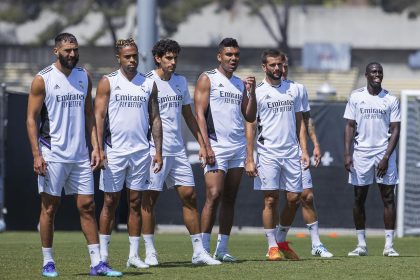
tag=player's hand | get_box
[205,144,216,166]
[377,157,389,178]
[301,152,310,170]
[152,153,163,173]
[245,158,258,177]
[313,145,322,167]
[99,149,107,170]
[344,154,353,172]
[90,149,101,171]
[33,154,47,176]
[198,145,208,168]
[243,76,256,95]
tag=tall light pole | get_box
[137,0,158,74]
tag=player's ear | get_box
[261,64,266,72]
[154,55,161,66]
[217,53,222,63]
[53,47,59,58]
[116,55,120,64]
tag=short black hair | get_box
[218,37,239,53]
[54,33,77,47]
[152,39,181,65]
[261,49,286,64]
[115,38,138,55]
[365,62,382,73]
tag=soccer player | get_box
[26,33,122,277]
[344,62,400,257]
[95,38,163,269]
[194,38,256,262]
[245,49,310,261]
[281,57,333,258]
[140,39,221,266]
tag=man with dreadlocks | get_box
[95,38,163,269]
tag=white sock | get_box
[384,230,394,248]
[307,221,322,247]
[191,234,205,254]
[87,244,101,267]
[143,234,156,254]
[129,236,140,258]
[201,233,211,253]
[215,234,229,254]
[99,234,111,262]
[264,228,277,248]
[356,230,367,247]
[276,225,290,242]
[42,247,54,266]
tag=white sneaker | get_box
[145,251,159,266]
[213,251,236,262]
[348,246,368,256]
[126,256,149,268]
[192,251,222,265]
[383,247,399,257]
[311,244,334,258]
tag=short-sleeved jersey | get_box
[146,70,192,156]
[38,64,89,162]
[343,87,401,154]
[284,79,310,112]
[104,69,154,156]
[255,79,303,158]
[203,68,246,154]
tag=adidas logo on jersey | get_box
[114,86,121,91]
[54,84,60,90]
[218,83,224,87]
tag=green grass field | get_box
[0,231,418,279]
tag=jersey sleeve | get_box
[294,89,303,113]
[182,77,192,105]
[343,95,356,120]
[390,97,401,122]
[300,85,311,112]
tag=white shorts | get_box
[204,147,245,174]
[141,154,195,191]
[254,153,302,193]
[99,150,151,192]
[302,168,313,189]
[38,160,94,196]
[349,150,399,186]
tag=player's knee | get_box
[103,194,119,209]
[206,189,222,203]
[41,203,59,217]
[287,192,300,205]
[78,199,96,214]
[264,195,278,209]
[301,192,314,206]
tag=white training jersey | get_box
[146,70,192,156]
[38,64,89,163]
[343,87,400,154]
[255,79,303,158]
[104,69,154,156]
[284,79,310,112]
[203,68,246,154]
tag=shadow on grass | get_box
[74,271,153,276]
